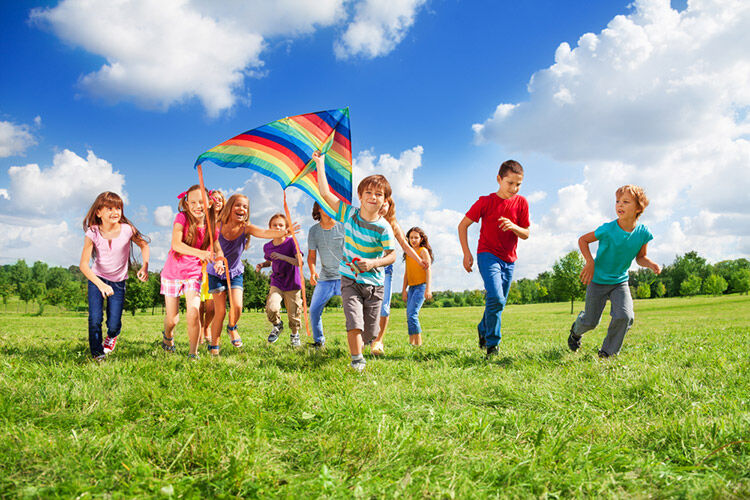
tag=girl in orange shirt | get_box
[401,227,434,346]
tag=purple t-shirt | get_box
[207,228,246,279]
[263,237,302,291]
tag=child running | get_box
[79,192,150,361]
[307,202,345,349]
[567,185,661,357]
[199,190,225,344]
[207,195,297,355]
[458,160,530,358]
[315,151,396,372]
[256,213,304,347]
[160,185,222,359]
[370,197,426,356]
[401,227,433,346]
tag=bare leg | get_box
[184,290,202,355]
[374,315,389,343]
[210,291,227,347]
[227,288,244,342]
[347,329,363,355]
[202,299,214,343]
[163,296,180,347]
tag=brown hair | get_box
[210,189,226,217]
[268,213,290,229]
[616,185,649,218]
[312,202,321,221]
[357,174,392,199]
[382,196,396,223]
[404,226,434,263]
[498,159,524,178]
[178,184,214,251]
[219,193,251,249]
[82,191,150,268]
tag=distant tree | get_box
[679,274,702,297]
[31,261,49,285]
[635,282,651,299]
[702,274,728,296]
[729,269,750,295]
[148,272,163,314]
[654,281,667,298]
[19,281,46,314]
[506,282,522,305]
[666,251,709,296]
[61,281,86,310]
[10,259,31,289]
[124,274,153,316]
[327,295,342,308]
[0,269,12,305]
[551,251,586,313]
[45,267,70,290]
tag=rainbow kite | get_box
[194,108,352,216]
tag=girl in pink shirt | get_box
[79,192,150,361]
[160,184,223,358]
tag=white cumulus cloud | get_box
[0,120,37,158]
[335,0,427,59]
[153,205,176,227]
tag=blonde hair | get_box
[616,185,649,218]
[219,194,251,249]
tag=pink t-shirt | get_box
[160,212,208,280]
[85,224,134,282]
[466,193,530,263]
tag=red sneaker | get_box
[103,336,118,354]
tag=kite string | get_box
[283,190,312,337]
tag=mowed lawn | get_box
[0,295,748,498]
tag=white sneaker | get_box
[370,341,384,356]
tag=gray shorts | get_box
[341,276,384,343]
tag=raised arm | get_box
[247,222,300,239]
[578,231,598,284]
[458,216,475,273]
[391,220,426,268]
[313,151,341,213]
[635,243,661,274]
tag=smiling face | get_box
[408,229,422,249]
[96,204,122,225]
[185,189,205,219]
[497,172,523,199]
[616,192,639,221]
[230,197,249,223]
[269,215,288,232]
[358,186,386,218]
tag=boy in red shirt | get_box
[458,160,530,357]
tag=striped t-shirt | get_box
[336,203,394,286]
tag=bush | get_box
[703,274,728,296]
[679,274,702,296]
[636,283,651,299]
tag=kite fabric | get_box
[194,108,353,217]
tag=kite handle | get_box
[283,190,312,337]
[196,164,236,327]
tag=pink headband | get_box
[177,191,187,200]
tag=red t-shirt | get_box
[466,193,530,263]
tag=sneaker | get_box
[485,346,499,359]
[267,322,283,344]
[567,322,581,352]
[350,360,366,372]
[598,350,610,358]
[309,341,325,350]
[370,341,384,356]
[93,354,106,363]
[290,334,301,347]
[102,336,118,354]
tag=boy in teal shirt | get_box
[568,185,661,357]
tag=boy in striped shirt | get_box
[314,152,396,372]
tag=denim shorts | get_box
[208,272,244,293]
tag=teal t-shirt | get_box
[593,220,653,285]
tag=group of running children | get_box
[80,152,661,371]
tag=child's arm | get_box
[424,249,433,300]
[578,231,598,284]
[171,222,213,261]
[133,235,150,282]
[255,260,271,273]
[247,222,300,239]
[636,244,661,274]
[308,249,319,285]
[391,221,427,269]
[498,217,530,239]
[355,249,397,273]
[313,152,342,213]
[458,216,474,273]
[79,237,113,297]
[269,252,303,267]
[401,272,408,302]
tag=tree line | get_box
[0,250,747,315]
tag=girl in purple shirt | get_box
[206,195,297,356]
[79,192,150,361]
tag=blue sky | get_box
[1,0,747,291]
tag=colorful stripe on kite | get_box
[194,108,353,217]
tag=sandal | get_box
[188,353,199,360]
[227,324,243,348]
[207,344,220,356]
[161,331,176,353]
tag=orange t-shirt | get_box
[405,247,430,286]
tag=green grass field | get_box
[1,295,749,498]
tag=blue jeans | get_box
[477,252,515,348]
[309,279,341,344]
[380,264,393,317]
[406,283,426,335]
[87,277,126,357]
